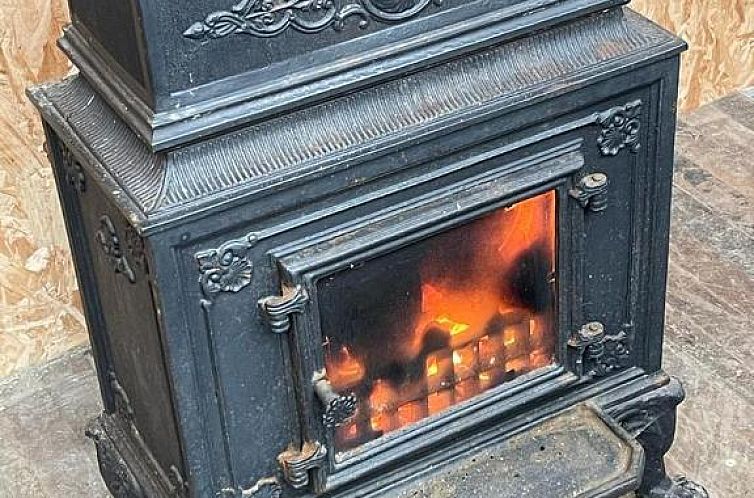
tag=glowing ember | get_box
[327,346,365,390]
[426,357,439,377]
[428,390,453,415]
[436,315,471,336]
[398,401,427,426]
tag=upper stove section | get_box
[61,0,630,150]
[32,8,685,232]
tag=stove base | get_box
[86,372,707,498]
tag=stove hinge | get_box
[568,321,631,378]
[277,440,328,491]
[569,172,609,212]
[258,285,309,334]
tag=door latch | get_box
[313,370,358,429]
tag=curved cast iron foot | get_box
[643,475,709,498]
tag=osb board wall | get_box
[633,0,754,111]
[0,1,752,378]
[0,0,85,378]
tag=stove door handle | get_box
[313,370,358,428]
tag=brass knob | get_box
[313,371,358,428]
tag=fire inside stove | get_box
[318,190,557,455]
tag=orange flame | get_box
[327,346,366,390]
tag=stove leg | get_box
[634,408,708,498]
[86,419,146,498]
[606,376,708,498]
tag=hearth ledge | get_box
[337,372,708,498]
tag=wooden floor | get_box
[0,92,752,497]
[662,91,754,497]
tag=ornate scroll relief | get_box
[197,233,259,307]
[596,100,642,156]
[240,477,283,498]
[183,0,444,40]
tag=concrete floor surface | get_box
[0,93,752,497]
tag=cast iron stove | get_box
[30,0,708,497]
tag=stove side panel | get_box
[43,130,186,495]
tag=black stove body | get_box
[31,1,707,497]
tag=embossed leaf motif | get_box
[96,216,136,283]
[183,21,209,39]
[184,0,337,39]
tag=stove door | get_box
[261,141,592,494]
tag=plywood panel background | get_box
[0,0,85,378]
[633,0,754,111]
[0,1,752,378]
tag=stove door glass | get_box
[317,190,558,454]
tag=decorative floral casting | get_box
[592,332,631,376]
[124,226,147,270]
[60,145,86,192]
[596,100,642,156]
[183,0,443,40]
[568,321,631,378]
[96,215,137,284]
[196,233,259,303]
